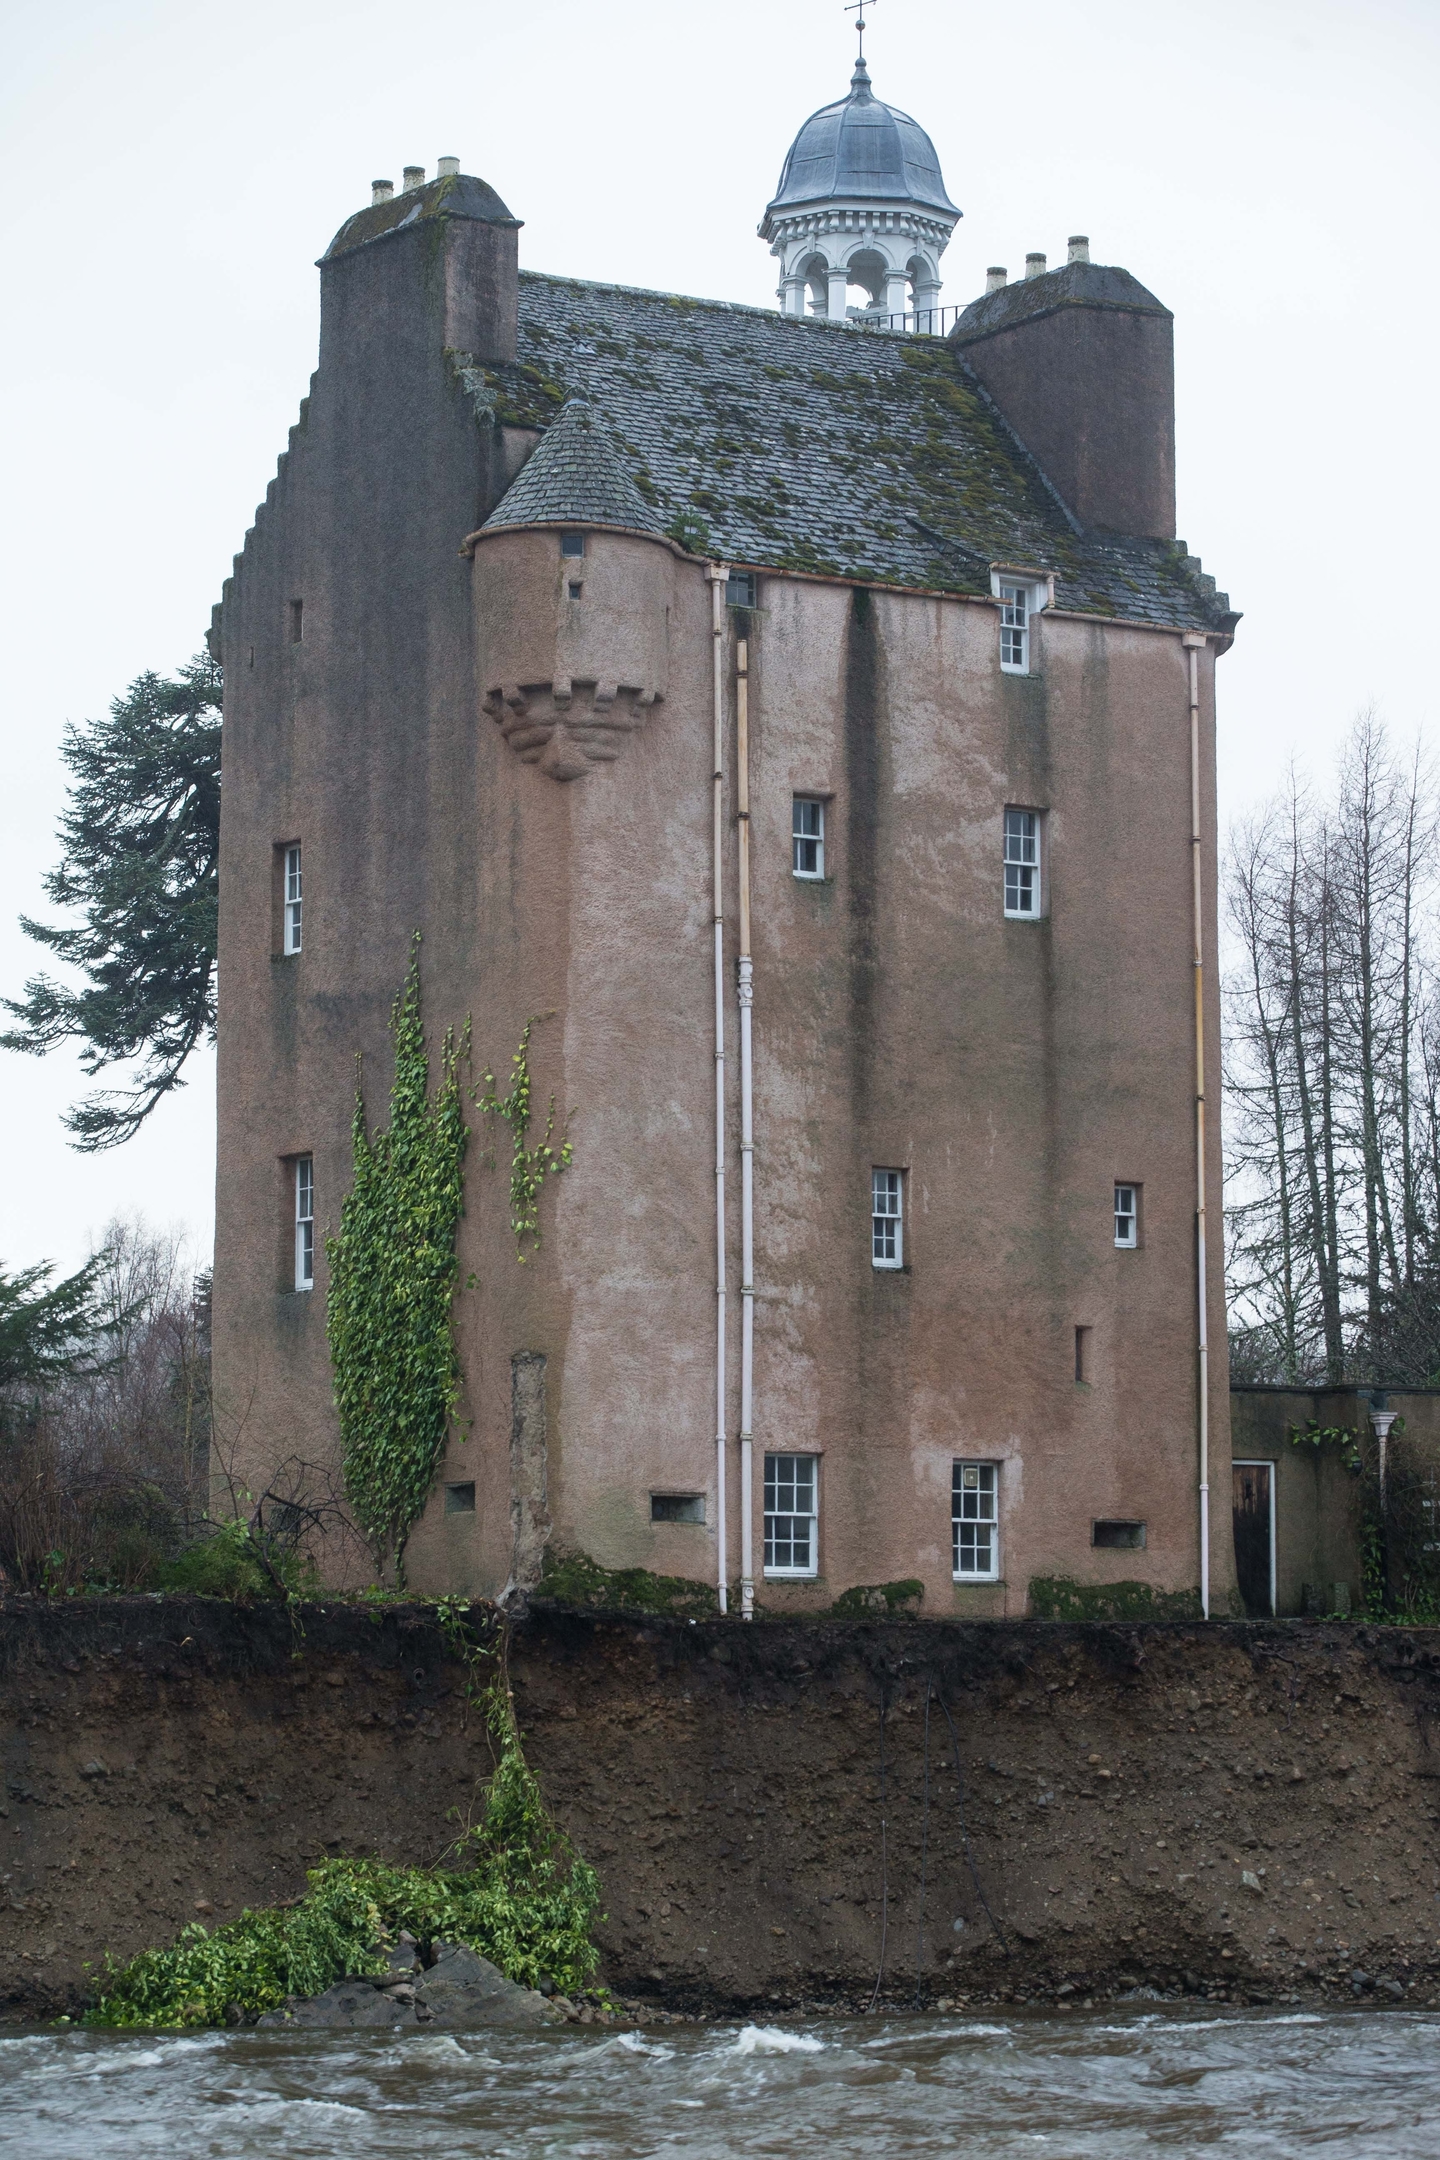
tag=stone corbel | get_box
[484,678,665,782]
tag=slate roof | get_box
[462,271,1234,634]
[482,396,665,536]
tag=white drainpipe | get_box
[1183,631,1211,1619]
[707,565,729,1616]
[736,633,756,1619]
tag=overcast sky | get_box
[1,0,1436,1278]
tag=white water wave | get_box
[613,2030,675,2058]
[731,2024,825,2055]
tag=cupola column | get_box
[826,266,851,320]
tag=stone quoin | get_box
[210,49,1240,1617]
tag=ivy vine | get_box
[475,1019,572,1262]
[327,940,468,1579]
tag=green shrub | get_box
[535,1546,716,1618]
[832,1579,925,1616]
[1027,1576,1201,1622]
[156,1520,315,1601]
[86,1676,601,2028]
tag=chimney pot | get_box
[403,165,426,192]
[436,155,460,179]
[371,178,394,204]
[1024,252,1047,280]
[986,265,1008,293]
[1068,234,1091,264]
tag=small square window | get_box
[294,1155,314,1291]
[764,1453,818,1576]
[871,1168,903,1268]
[1092,1519,1146,1549]
[953,1461,999,1579]
[444,1482,476,1514]
[1114,1183,1139,1248]
[792,796,824,878]
[1004,808,1042,918]
[282,843,303,955]
[726,571,756,608]
[567,580,583,599]
[651,1493,705,1524]
[561,532,586,557]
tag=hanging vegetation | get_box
[475,1019,573,1262]
[327,940,468,1579]
[86,1634,603,2029]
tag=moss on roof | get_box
[457,272,1233,629]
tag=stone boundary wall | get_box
[3,1597,1440,2021]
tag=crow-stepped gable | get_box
[211,57,1239,1626]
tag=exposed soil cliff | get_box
[3,1599,1439,2022]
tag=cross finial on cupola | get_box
[844,0,879,64]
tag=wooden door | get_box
[1232,1463,1273,1617]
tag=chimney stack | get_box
[437,156,460,178]
[986,266,1007,293]
[371,178,394,204]
[948,256,1175,538]
[403,165,426,192]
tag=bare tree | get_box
[1224,716,1438,1385]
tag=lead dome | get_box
[760,57,961,326]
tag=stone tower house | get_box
[211,64,1239,1616]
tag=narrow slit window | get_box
[1004,808,1041,918]
[792,796,824,879]
[283,844,303,955]
[567,580,583,600]
[998,581,1028,670]
[1114,1183,1138,1247]
[1075,1325,1092,1383]
[952,1461,999,1579]
[1093,1519,1146,1549]
[651,1493,705,1524]
[289,599,303,643]
[764,1453,818,1576]
[294,1155,314,1291]
[871,1169,903,1268]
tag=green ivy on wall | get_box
[475,1019,572,1262]
[327,939,468,1579]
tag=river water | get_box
[1,2006,1436,2157]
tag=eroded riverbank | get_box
[2,1599,1439,2022]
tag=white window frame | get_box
[792,795,825,879]
[294,1155,314,1291]
[991,568,1051,675]
[763,1452,818,1578]
[1114,1182,1138,1248]
[283,844,303,955]
[952,1460,1000,1580]
[871,1168,903,1269]
[1003,807,1042,919]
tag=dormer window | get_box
[991,568,1051,675]
[561,533,585,558]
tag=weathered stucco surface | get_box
[213,174,1234,1615]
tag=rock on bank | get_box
[2,1598,1439,2021]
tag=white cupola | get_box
[759,52,960,328]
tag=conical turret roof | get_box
[481,396,664,536]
